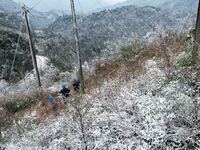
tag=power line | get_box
[94,0,134,50]
[30,0,44,10]
[95,0,106,9]
[94,0,124,32]
[77,0,86,15]
[9,18,24,80]
[55,0,63,13]
[28,0,62,19]
[28,11,48,19]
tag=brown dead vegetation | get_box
[84,49,155,92]
[0,31,189,126]
[85,31,188,92]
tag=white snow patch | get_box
[2,59,199,149]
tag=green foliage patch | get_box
[119,40,146,61]
[3,97,38,114]
[178,48,196,67]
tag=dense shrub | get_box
[119,40,147,61]
[3,97,37,114]
[178,51,196,67]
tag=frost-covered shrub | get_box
[2,60,200,150]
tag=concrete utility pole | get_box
[70,0,85,93]
[22,6,42,87]
[194,0,200,64]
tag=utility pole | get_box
[194,0,200,65]
[70,0,85,93]
[22,6,42,87]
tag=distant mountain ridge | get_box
[160,0,198,15]
[0,0,20,13]
[111,0,165,8]
[50,2,196,54]
[45,5,179,64]
[0,0,62,29]
[100,0,197,14]
[0,0,198,77]
[92,0,168,12]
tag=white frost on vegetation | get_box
[2,60,199,150]
[0,55,59,97]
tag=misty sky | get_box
[13,0,126,12]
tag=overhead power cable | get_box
[30,0,44,10]
[94,0,124,33]
[9,18,24,80]
[95,0,106,9]
[77,0,86,15]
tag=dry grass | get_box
[85,31,188,92]
[84,49,156,92]
[0,31,189,124]
[0,86,81,124]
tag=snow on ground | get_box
[36,55,50,69]
[0,55,59,97]
[0,79,8,98]
[1,59,200,149]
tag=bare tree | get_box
[70,96,92,150]
[159,34,171,68]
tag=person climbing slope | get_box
[47,95,58,111]
[71,74,80,92]
[59,83,70,103]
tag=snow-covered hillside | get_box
[0,56,59,98]
[2,59,199,150]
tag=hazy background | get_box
[13,0,126,12]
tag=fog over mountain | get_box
[13,0,126,13]
[12,0,177,13]
[111,0,167,8]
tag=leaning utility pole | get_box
[194,0,200,65]
[22,6,42,87]
[70,0,85,93]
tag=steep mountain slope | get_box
[0,12,21,29]
[1,19,200,150]
[0,1,62,82]
[0,30,33,82]
[34,30,75,71]
[0,0,59,29]
[48,3,197,64]
[109,0,197,10]
[0,0,20,13]
[0,2,33,82]
[50,5,177,62]
[160,0,198,18]
[2,59,200,149]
